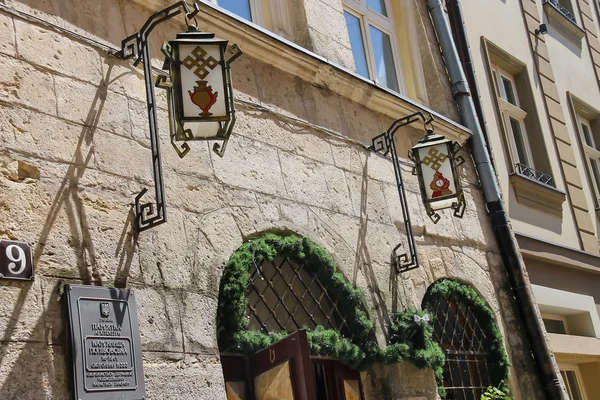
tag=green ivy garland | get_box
[217,234,378,369]
[422,279,511,393]
[216,233,444,372]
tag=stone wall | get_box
[0,0,543,399]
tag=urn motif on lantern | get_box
[189,80,218,116]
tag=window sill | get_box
[543,1,585,44]
[509,172,566,216]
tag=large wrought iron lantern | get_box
[114,1,242,232]
[409,129,465,223]
[160,26,241,158]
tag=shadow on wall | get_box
[353,154,393,341]
[0,64,125,398]
[0,280,69,399]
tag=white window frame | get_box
[559,364,588,400]
[541,313,570,334]
[211,0,264,25]
[492,65,535,168]
[343,0,406,94]
[577,115,600,207]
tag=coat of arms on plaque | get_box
[100,302,111,318]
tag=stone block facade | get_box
[0,0,546,399]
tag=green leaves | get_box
[388,308,445,387]
[481,381,512,400]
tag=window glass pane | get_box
[369,25,399,92]
[344,12,369,79]
[543,318,567,334]
[580,122,594,147]
[501,76,516,106]
[367,0,387,16]
[509,117,531,166]
[590,158,600,199]
[218,0,252,21]
[558,0,575,15]
[492,71,500,96]
[565,370,583,400]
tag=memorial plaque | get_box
[66,285,145,400]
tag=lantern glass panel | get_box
[178,43,227,120]
[180,121,222,139]
[417,142,457,209]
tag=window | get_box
[483,40,558,195]
[211,0,262,23]
[542,0,585,44]
[542,314,569,334]
[218,245,367,400]
[546,0,577,24]
[492,65,536,171]
[560,365,587,400]
[246,256,352,337]
[343,0,403,92]
[577,115,600,208]
[427,293,495,399]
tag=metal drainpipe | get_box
[445,0,496,172]
[425,0,565,398]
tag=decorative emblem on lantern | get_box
[158,26,242,158]
[409,128,466,223]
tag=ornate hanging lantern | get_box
[409,129,465,223]
[114,1,243,232]
[159,26,242,158]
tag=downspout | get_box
[425,0,565,399]
[445,0,495,171]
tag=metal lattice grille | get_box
[431,295,493,400]
[246,256,353,339]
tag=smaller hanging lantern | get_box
[159,25,242,158]
[409,129,466,223]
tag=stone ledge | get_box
[127,0,470,144]
[543,1,585,44]
[509,172,566,216]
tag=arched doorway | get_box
[422,279,510,400]
[217,234,372,400]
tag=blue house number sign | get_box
[0,239,34,281]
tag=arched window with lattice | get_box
[422,279,510,400]
[217,234,374,400]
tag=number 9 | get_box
[6,245,26,275]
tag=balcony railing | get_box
[514,163,555,187]
[544,0,577,25]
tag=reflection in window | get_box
[342,0,401,92]
[344,11,369,79]
[492,65,536,169]
[561,369,585,400]
[217,0,252,21]
[369,26,399,92]
[543,318,567,334]
[367,0,387,16]
[577,116,600,207]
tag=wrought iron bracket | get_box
[111,1,199,233]
[368,111,434,274]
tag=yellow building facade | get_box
[455,0,600,398]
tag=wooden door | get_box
[249,330,315,400]
[311,359,363,400]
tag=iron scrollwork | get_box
[368,112,433,274]
[112,1,199,232]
